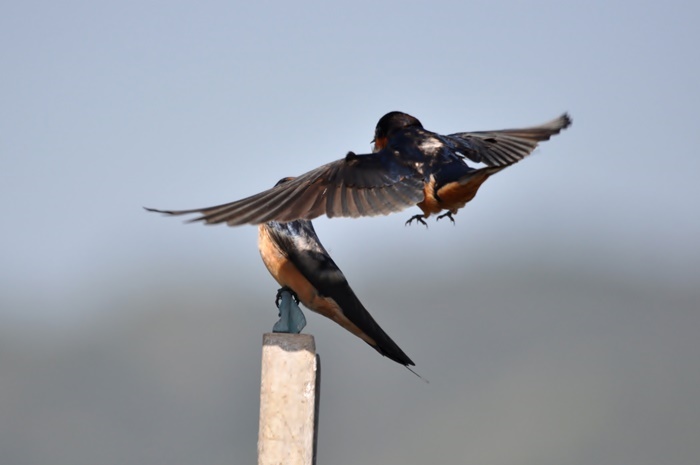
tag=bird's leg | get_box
[436,211,456,224]
[273,287,306,334]
[405,214,428,227]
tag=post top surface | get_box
[263,332,316,353]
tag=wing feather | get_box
[445,113,571,167]
[145,150,425,225]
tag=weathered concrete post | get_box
[258,333,320,465]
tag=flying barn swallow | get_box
[258,178,414,367]
[146,111,571,225]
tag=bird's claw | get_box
[405,214,428,227]
[275,287,299,308]
[436,211,456,224]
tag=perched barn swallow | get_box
[258,178,414,367]
[146,111,571,225]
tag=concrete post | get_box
[258,333,320,465]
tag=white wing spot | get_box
[418,138,443,152]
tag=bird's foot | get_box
[275,287,299,308]
[405,214,428,227]
[273,288,306,334]
[436,211,456,224]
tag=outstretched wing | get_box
[442,113,572,166]
[146,149,425,226]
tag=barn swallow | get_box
[258,178,414,367]
[146,111,571,225]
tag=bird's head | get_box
[372,111,423,152]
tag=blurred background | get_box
[2,1,699,464]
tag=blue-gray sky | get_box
[1,1,699,464]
